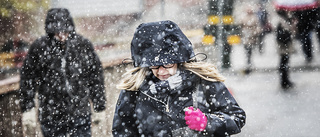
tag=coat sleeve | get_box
[83,38,106,112]
[203,81,246,136]
[112,90,139,137]
[19,40,41,113]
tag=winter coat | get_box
[112,70,246,137]
[19,8,106,126]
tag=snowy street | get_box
[1,0,320,136]
[223,34,320,137]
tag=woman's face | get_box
[150,64,178,80]
[54,32,69,42]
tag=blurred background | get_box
[1,0,320,136]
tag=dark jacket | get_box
[275,11,295,55]
[112,70,245,137]
[19,8,106,125]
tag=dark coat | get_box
[19,8,106,126]
[112,70,245,137]
[275,11,295,55]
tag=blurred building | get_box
[50,0,207,45]
[51,0,144,17]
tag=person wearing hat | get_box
[112,20,246,136]
[19,8,106,137]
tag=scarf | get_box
[139,69,199,102]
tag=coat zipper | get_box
[166,97,170,112]
[141,91,171,112]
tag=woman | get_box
[112,20,246,137]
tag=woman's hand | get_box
[184,106,207,131]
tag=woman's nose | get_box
[158,66,166,74]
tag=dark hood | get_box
[45,8,75,35]
[131,20,195,67]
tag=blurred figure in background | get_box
[19,8,106,137]
[257,0,272,54]
[239,5,262,74]
[275,10,296,89]
[274,0,320,64]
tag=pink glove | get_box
[184,106,207,131]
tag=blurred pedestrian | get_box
[274,0,320,63]
[19,8,106,137]
[112,20,246,136]
[257,0,272,54]
[275,10,296,89]
[239,5,262,74]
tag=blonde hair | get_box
[116,67,150,91]
[116,62,225,91]
[182,62,225,82]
